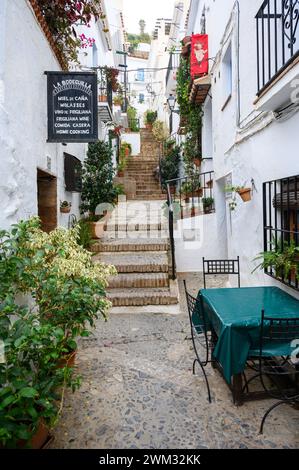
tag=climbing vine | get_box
[176,55,203,175]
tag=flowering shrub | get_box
[152,120,169,142]
[0,217,116,448]
[37,0,100,64]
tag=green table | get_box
[199,287,299,402]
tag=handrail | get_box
[165,170,215,281]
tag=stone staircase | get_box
[92,199,179,309]
[125,129,166,201]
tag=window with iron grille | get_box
[256,0,299,95]
[64,153,82,192]
[263,174,299,290]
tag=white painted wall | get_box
[175,0,299,299]
[0,0,87,231]
[121,133,140,156]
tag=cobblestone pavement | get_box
[51,273,299,449]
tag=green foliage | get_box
[202,197,214,207]
[253,239,299,279]
[76,219,94,250]
[144,110,158,125]
[127,106,139,131]
[80,141,116,216]
[152,120,169,142]
[0,218,116,447]
[160,144,181,189]
[176,57,203,173]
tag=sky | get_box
[123,0,175,34]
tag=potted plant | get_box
[80,141,118,238]
[144,110,157,130]
[202,197,214,214]
[0,218,116,447]
[225,185,252,203]
[182,179,202,202]
[60,200,71,213]
[253,239,299,282]
[160,145,181,192]
[121,141,132,157]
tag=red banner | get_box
[191,34,209,79]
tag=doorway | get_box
[37,168,57,233]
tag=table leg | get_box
[232,373,244,406]
[210,329,217,369]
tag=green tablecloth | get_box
[199,287,299,384]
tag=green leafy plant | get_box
[160,145,181,189]
[253,239,299,279]
[127,106,139,132]
[60,201,71,209]
[0,218,116,447]
[144,110,158,125]
[76,219,94,250]
[202,197,214,213]
[0,307,80,448]
[80,141,117,217]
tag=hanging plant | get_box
[36,0,101,65]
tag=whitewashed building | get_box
[0,0,126,232]
[169,0,299,297]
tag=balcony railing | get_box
[166,171,215,280]
[256,0,299,95]
[166,52,181,86]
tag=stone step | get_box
[91,238,169,253]
[96,251,169,273]
[105,222,168,232]
[108,273,169,289]
[107,288,178,307]
[132,195,167,201]
[97,230,169,239]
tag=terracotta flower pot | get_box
[17,420,49,449]
[193,158,201,167]
[99,95,107,102]
[60,206,71,214]
[125,147,130,157]
[58,350,77,369]
[146,123,153,130]
[117,170,125,177]
[88,221,106,239]
[237,188,251,202]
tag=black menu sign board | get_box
[47,71,98,143]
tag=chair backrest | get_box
[183,280,207,335]
[260,310,299,349]
[202,257,240,289]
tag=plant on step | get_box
[80,141,117,218]
[127,106,139,132]
[121,141,132,156]
[76,218,95,250]
[202,197,214,213]
[144,110,158,125]
[0,304,81,448]
[181,178,201,195]
[160,145,181,190]
[252,239,299,280]
[152,120,169,143]
[113,183,125,204]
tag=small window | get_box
[222,42,232,109]
[136,69,145,82]
[64,153,82,192]
[139,93,145,103]
[92,43,98,67]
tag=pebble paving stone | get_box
[50,273,299,449]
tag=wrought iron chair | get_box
[184,280,212,403]
[243,310,299,434]
[202,257,241,289]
